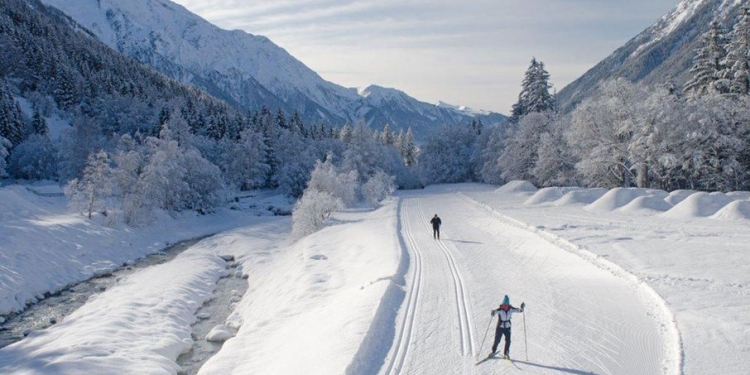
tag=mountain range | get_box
[557,0,743,113]
[40,0,504,138]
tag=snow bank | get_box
[585,187,661,212]
[665,189,697,205]
[198,199,400,375]
[496,180,537,194]
[524,186,582,205]
[617,195,674,213]
[0,241,230,374]
[710,200,750,221]
[553,188,608,206]
[0,183,287,316]
[661,192,733,218]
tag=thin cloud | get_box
[172,0,679,113]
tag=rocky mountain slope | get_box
[41,0,504,137]
[557,0,742,113]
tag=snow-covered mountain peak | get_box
[40,0,505,137]
[632,0,740,58]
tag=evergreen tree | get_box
[339,123,353,143]
[0,135,10,178]
[380,124,395,146]
[722,7,750,95]
[0,85,25,146]
[685,21,728,97]
[31,109,48,135]
[509,58,555,123]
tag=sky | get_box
[170,0,680,115]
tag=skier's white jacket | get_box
[493,306,522,328]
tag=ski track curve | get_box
[383,198,424,375]
[415,201,475,358]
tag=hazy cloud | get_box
[172,0,679,114]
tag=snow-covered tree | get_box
[0,85,26,146]
[532,117,577,187]
[418,123,477,184]
[339,123,353,143]
[362,170,396,207]
[8,134,57,180]
[66,150,114,219]
[510,58,555,123]
[225,127,269,191]
[396,127,417,167]
[684,21,728,97]
[0,135,10,178]
[473,125,507,185]
[568,79,649,188]
[31,109,48,135]
[499,112,554,183]
[721,7,750,95]
[58,116,104,182]
[380,124,395,146]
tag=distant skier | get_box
[430,214,442,239]
[490,295,525,359]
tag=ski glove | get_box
[521,302,525,309]
[491,310,496,316]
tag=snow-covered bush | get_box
[291,189,344,238]
[362,170,396,207]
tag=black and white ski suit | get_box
[491,305,523,356]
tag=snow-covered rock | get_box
[206,324,234,342]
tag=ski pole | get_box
[522,310,528,361]
[477,314,493,359]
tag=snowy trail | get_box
[392,189,668,375]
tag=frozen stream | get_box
[177,256,248,375]
[0,236,209,348]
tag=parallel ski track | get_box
[416,201,475,357]
[384,198,424,375]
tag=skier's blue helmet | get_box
[502,295,510,305]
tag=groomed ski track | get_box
[385,187,672,375]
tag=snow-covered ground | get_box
[1,182,748,375]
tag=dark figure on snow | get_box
[490,295,525,359]
[430,214,442,239]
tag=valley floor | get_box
[1,183,748,375]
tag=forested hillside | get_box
[0,0,419,226]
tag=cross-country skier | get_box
[430,214,442,239]
[490,295,525,359]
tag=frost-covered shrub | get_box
[291,189,344,238]
[362,170,396,207]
